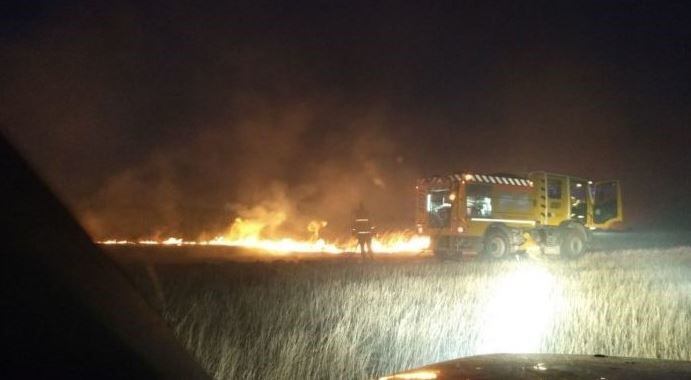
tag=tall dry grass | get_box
[133,248,691,379]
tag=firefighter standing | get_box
[352,202,374,258]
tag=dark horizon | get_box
[2,1,691,238]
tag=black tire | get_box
[483,229,511,259]
[561,229,586,258]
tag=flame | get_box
[99,218,430,255]
[102,239,134,245]
[205,235,344,254]
[162,237,183,246]
[367,231,431,254]
[307,220,328,241]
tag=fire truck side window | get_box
[466,184,492,217]
[548,179,562,199]
[427,189,451,228]
[494,192,532,213]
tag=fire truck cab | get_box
[415,171,623,258]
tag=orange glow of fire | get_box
[99,218,430,255]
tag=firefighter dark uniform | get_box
[352,204,374,258]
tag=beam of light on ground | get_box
[476,263,564,354]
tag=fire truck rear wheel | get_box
[561,229,586,258]
[483,230,510,259]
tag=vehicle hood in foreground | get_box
[380,353,691,379]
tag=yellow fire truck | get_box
[415,171,623,258]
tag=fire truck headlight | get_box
[476,264,564,354]
[457,226,464,233]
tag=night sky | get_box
[2,1,691,239]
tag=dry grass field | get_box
[114,243,691,379]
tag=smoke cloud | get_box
[0,2,427,240]
[3,1,691,234]
[73,97,421,240]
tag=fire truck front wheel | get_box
[483,230,510,259]
[561,229,586,258]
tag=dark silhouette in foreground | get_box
[0,134,209,379]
